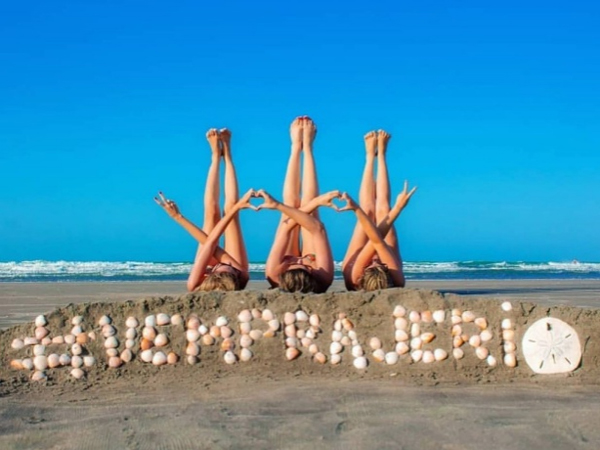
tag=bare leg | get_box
[376,130,400,253]
[300,117,320,256]
[220,128,248,269]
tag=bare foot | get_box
[219,128,232,157]
[364,131,377,157]
[377,130,391,155]
[290,117,303,152]
[206,128,221,156]
[302,116,317,150]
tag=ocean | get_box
[1,260,599,282]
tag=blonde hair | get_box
[359,266,393,291]
[279,268,317,293]
[197,272,239,291]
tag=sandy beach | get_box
[1,281,599,449]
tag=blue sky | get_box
[0,0,599,263]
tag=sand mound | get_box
[1,288,599,397]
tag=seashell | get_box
[338,312,347,320]
[240,335,253,348]
[224,351,237,364]
[409,311,421,323]
[76,334,88,344]
[239,322,252,335]
[108,356,122,368]
[453,336,464,348]
[156,313,170,326]
[462,311,475,323]
[104,337,118,349]
[475,346,489,359]
[171,314,183,326]
[342,318,354,331]
[186,329,200,342]
[393,305,406,318]
[187,316,200,330]
[422,350,435,363]
[98,315,111,326]
[52,336,65,345]
[504,341,516,353]
[451,308,462,317]
[261,309,274,321]
[198,324,208,335]
[385,352,399,365]
[410,323,421,338]
[502,330,515,341]
[330,342,343,355]
[140,338,153,350]
[83,355,95,367]
[167,352,178,364]
[10,360,23,370]
[410,337,423,350]
[411,350,423,362]
[31,371,47,382]
[451,325,462,337]
[300,337,312,348]
[296,329,305,339]
[332,330,342,342]
[249,329,262,341]
[347,330,357,340]
[33,355,48,371]
[102,324,116,338]
[309,344,319,355]
[421,332,435,344]
[453,348,464,360]
[154,333,169,347]
[251,308,262,320]
[88,331,96,341]
[434,348,448,361]
[140,349,153,363]
[187,355,198,365]
[125,328,137,339]
[126,317,139,328]
[35,327,49,340]
[35,315,47,327]
[47,354,60,369]
[395,329,409,342]
[351,345,364,358]
[314,352,327,364]
[11,338,25,350]
[501,319,512,330]
[295,310,309,322]
[33,344,45,356]
[283,312,295,326]
[334,320,342,332]
[353,356,368,369]
[202,334,215,345]
[71,355,83,368]
[262,329,275,339]
[145,315,156,327]
[433,310,445,323]
[487,355,497,367]
[71,368,85,380]
[71,326,83,336]
[220,326,233,339]
[330,353,341,365]
[369,337,382,350]
[284,324,296,338]
[106,349,118,357]
[451,315,462,325]
[22,358,34,370]
[480,330,493,342]
[309,314,320,327]
[267,319,280,332]
[209,326,221,338]
[421,311,433,323]
[142,326,157,341]
[461,334,469,343]
[221,338,235,352]
[186,342,200,356]
[394,317,408,331]
[285,337,298,348]
[475,318,488,329]
[119,350,131,362]
[215,316,228,327]
[64,335,75,345]
[152,352,167,366]
[59,354,71,366]
[372,349,385,362]
[396,342,410,355]
[469,335,481,348]
[126,339,136,349]
[240,348,253,362]
[501,301,513,312]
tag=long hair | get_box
[197,272,239,291]
[358,266,393,291]
[279,268,317,293]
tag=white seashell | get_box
[262,309,274,321]
[501,319,512,330]
[411,350,423,362]
[451,315,462,325]
[433,310,445,323]
[186,342,200,356]
[108,356,122,368]
[83,356,95,367]
[35,327,49,340]
[332,330,342,342]
[330,353,341,365]
[240,335,253,348]
[64,335,76,345]
[469,335,481,348]
[33,355,48,371]
[198,324,209,335]
[284,324,296,338]
[422,350,434,363]
[309,314,320,327]
[41,337,52,346]
[395,342,410,355]
[462,311,475,323]
[171,314,183,326]
[295,310,309,322]
[385,352,399,365]
[87,331,96,341]
[156,313,170,326]
[410,323,421,338]
[145,315,156,327]
[285,337,298,348]
[70,315,82,325]
[504,353,517,368]
[71,355,83,368]
[475,346,489,359]
[347,330,357,340]
[125,339,135,349]
[395,329,409,342]
[31,371,47,382]
[251,308,262,320]
[142,326,157,341]
[59,354,71,366]
[106,348,118,357]
[47,354,60,368]
[480,330,493,342]
[187,355,198,365]
[503,341,516,353]
[186,329,200,342]
[126,317,139,328]
[24,336,39,346]
[35,315,47,327]
[453,348,464,359]
[283,312,295,326]
[369,337,382,350]
[102,324,116,338]
[408,311,421,323]
[301,337,312,348]
[71,326,83,336]
[125,328,137,339]
[215,316,228,327]
[353,356,368,370]
[268,319,280,331]
[351,345,364,358]
[334,320,342,331]
[140,349,153,363]
[240,348,253,362]
[394,317,408,331]
[187,316,200,330]
[309,344,319,355]
[502,330,515,341]
[98,315,111,326]
[393,305,406,317]
[52,336,65,345]
[475,317,488,329]
[249,329,262,341]
[154,333,169,347]
[22,358,34,370]
[421,332,435,344]
[104,337,118,349]
[521,317,581,374]
[434,348,448,361]
[238,310,252,323]
[296,329,305,339]
[224,351,237,364]
[71,368,85,380]
[330,342,343,355]
[487,355,497,367]
[501,301,513,312]
[152,352,167,366]
[410,337,423,350]
[372,349,385,362]
[33,344,45,356]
